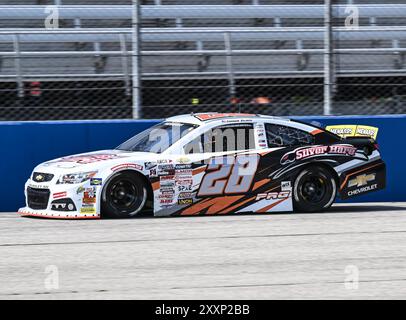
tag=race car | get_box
[19,113,386,219]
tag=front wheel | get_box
[101,172,147,219]
[293,166,337,213]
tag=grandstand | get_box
[0,0,406,120]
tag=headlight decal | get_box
[57,171,98,184]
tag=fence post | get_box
[13,35,24,98]
[132,0,141,119]
[119,34,131,96]
[224,32,237,111]
[324,0,334,115]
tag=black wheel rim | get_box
[300,175,327,204]
[109,179,139,212]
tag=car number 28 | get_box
[197,154,260,197]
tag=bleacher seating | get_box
[0,2,406,82]
[0,1,405,120]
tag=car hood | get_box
[35,150,158,173]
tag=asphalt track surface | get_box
[1,203,405,300]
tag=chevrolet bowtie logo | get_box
[348,174,376,188]
[35,174,44,181]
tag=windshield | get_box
[116,122,198,153]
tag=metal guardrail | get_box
[0,27,405,65]
[1,5,406,20]
[1,28,406,75]
[1,27,406,43]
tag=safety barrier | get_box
[2,5,406,20]
[1,115,404,212]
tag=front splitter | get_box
[18,208,100,220]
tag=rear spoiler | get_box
[325,125,379,140]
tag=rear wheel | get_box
[293,166,337,213]
[101,171,147,219]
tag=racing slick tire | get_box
[101,171,148,219]
[293,165,337,213]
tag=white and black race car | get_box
[19,113,386,219]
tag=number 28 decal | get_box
[197,154,260,197]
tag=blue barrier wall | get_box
[1,115,405,212]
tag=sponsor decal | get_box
[57,154,118,164]
[178,185,192,192]
[111,163,143,172]
[178,192,193,199]
[255,191,292,201]
[296,146,329,160]
[326,125,379,140]
[80,207,96,214]
[160,175,177,187]
[221,119,241,124]
[160,175,175,181]
[255,123,267,148]
[76,186,85,194]
[281,145,358,165]
[326,125,356,137]
[176,178,193,184]
[195,113,254,121]
[356,126,378,139]
[175,164,192,170]
[176,169,193,175]
[158,164,175,171]
[177,157,191,164]
[90,178,102,186]
[157,159,173,164]
[149,169,157,177]
[160,199,174,205]
[83,188,96,204]
[348,184,378,197]
[53,192,67,199]
[176,179,193,186]
[178,198,193,205]
[328,145,357,156]
[158,170,176,176]
[348,173,376,188]
[160,181,175,188]
[281,181,292,192]
[28,184,49,189]
[158,165,175,176]
[145,162,157,170]
[160,186,175,193]
[159,194,175,200]
[176,175,193,181]
[162,190,175,196]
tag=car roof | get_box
[166,113,325,135]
